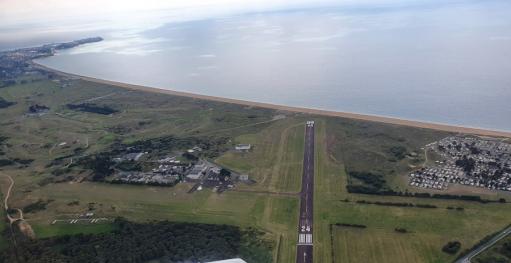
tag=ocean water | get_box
[34,2,511,131]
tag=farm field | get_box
[332,227,431,263]
[1,73,511,262]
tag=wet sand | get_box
[34,62,511,138]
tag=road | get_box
[455,225,511,263]
[296,121,315,263]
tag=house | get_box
[235,144,251,151]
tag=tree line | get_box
[0,218,272,263]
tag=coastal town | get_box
[0,37,102,82]
[409,135,511,192]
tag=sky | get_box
[0,0,342,46]
[1,0,333,25]
[0,0,461,26]
[0,0,487,50]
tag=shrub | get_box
[442,241,461,254]
[334,223,367,229]
[395,228,408,233]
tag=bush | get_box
[395,228,408,233]
[442,241,461,254]
[0,97,16,109]
[116,160,142,172]
[0,159,14,167]
[500,241,511,258]
[67,103,118,115]
[415,204,437,209]
[388,146,407,160]
[182,152,198,161]
[23,199,51,213]
[80,153,114,181]
[0,80,16,88]
[334,223,367,229]
[349,171,386,190]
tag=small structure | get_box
[208,259,247,263]
[114,152,145,162]
[235,144,251,151]
[239,174,249,181]
[27,104,50,115]
[158,156,176,164]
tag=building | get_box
[239,174,249,181]
[186,163,207,180]
[207,259,247,263]
[235,144,251,151]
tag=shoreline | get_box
[33,62,511,138]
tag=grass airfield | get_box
[0,75,510,262]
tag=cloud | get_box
[198,54,217,58]
[66,35,167,56]
[292,32,347,42]
[197,65,219,70]
[0,0,448,27]
[490,36,511,41]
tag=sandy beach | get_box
[34,62,511,138]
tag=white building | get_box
[207,259,247,263]
[235,144,251,151]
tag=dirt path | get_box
[1,173,35,239]
[79,92,118,104]
[2,174,24,223]
[65,158,74,168]
[422,148,429,168]
[48,143,57,156]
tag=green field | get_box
[312,119,511,263]
[333,227,431,263]
[217,119,305,193]
[1,73,511,262]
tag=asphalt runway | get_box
[296,121,315,263]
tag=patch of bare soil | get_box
[17,220,36,239]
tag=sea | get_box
[12,1,511,131]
